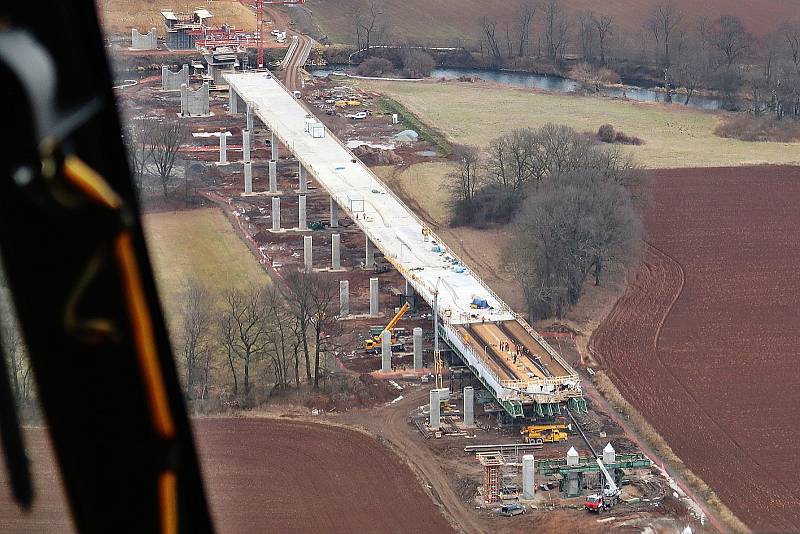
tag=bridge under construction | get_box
[224,70,585,417]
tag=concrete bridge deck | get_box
[224,71,582,413]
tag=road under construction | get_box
[224,70,586,417]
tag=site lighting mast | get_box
[255,0,306,69]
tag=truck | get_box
[520,423,571,443]
[584,459,621,513]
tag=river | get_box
[311,66,724,111]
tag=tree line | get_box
[176,270,348,409]
[122,116,191,198]
[445,124,646,320]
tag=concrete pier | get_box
[303,235,313,272]
[244,162,253,194]
[228,88,239,114]
[603,443,616,464]
[271,197,281,231]
[463,386,474,428]
[242,130,251,162]
[179,82,210,117]
[246,104,254,131]
[413,327,423,369]
[298,195,307,230]
[330,198,338,228]
[522,455,535,499]
[381,330,392,372]
[131,28,157,50]
[369,277,379,316]
[271,132,278,160]
[365,237,374,268]
[298,163,307,192]
[339,280,349,316]
[218,132,227,165]
[429,389,440,430]
[161,64,188,91]
[331,233,341,270]
[269,160,277,193]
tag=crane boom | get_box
[385,302,410,333]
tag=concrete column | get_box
[463,386,474,428]
[522,455,535,500]
[242,129,251,162]
[228,88,238,114]
[271,131,278,160]
[244,162,253,194]
[269,160,277,193]
[339,280,349,317]
[298,195,307,230]
[303,235,313,272]
[429,389,440,430]
[603,443,616,464]
[331,233,341,270]
[566,446,579,466]
[365,236,374,268]
[218,132,227,165]
[246,104,254,131]
[381,330,392,372]
[369,277,379,316]
[271,197,281,231]
[413,327,423,369]
[330,197,339,228]
[298,162,307,192]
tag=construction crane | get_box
[520,423,571,443]
[365,302,410,352]
[254,0,305,68]
[584,458,621,513]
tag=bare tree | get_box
[780,19,800,75]
[306,274,345,389]
[515,1,536,57]
[122,118,155,195]
[218,286,270,400]
[647,2,683,67]
[262,286,297,393]
[354,0,384,51]
[710,15,754,69]
[481,16,502,64]
[578,12,597,62]
[284,270,314,382]
[544,0,570,63]
[593,14,614,65]
[178,282,213,401]
[148,118,189,198]
[445,145,483,206]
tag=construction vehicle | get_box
[584,458,621,512]
[364,302,409,352]
[520,423,571,443]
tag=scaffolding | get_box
[477,452,504,504]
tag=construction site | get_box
[0,3,721,534]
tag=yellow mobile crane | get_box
[520,423,571,443]
[365,302,410,352]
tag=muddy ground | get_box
[591,165,800,532]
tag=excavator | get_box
[364,302,409,352]
[520,423,571,443]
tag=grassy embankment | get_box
[143,208,271,325]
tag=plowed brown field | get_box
[0,419,453,533]
[591,166,800,532]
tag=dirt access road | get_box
[591,166,800,532]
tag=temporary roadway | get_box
[224,71,584,416]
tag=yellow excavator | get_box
[365,302,410,352]
[520,423,571,443]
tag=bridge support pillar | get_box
[246,104,254,131]
[331,233,341,270]
[303,235,313,272]
[463,386,474,428]
[242,129,251,162]
[413,327,423,370]
[369,277,379,316]
[339,280,349,317]
[429,389,440,430]
[228,88,239,114]
[271,131,279,160]
[271,197,281,232]
[365,236,374,268]
[522,455,535,499]
[298,163,307,193]
[269,160,277,193]
[329,198,338,228]
[381,330,392,372]
[218,131,227,165]
[298,195,307,230]
[244,162,252,194]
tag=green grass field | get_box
[361,80,800,169]
[143,208,271,321]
